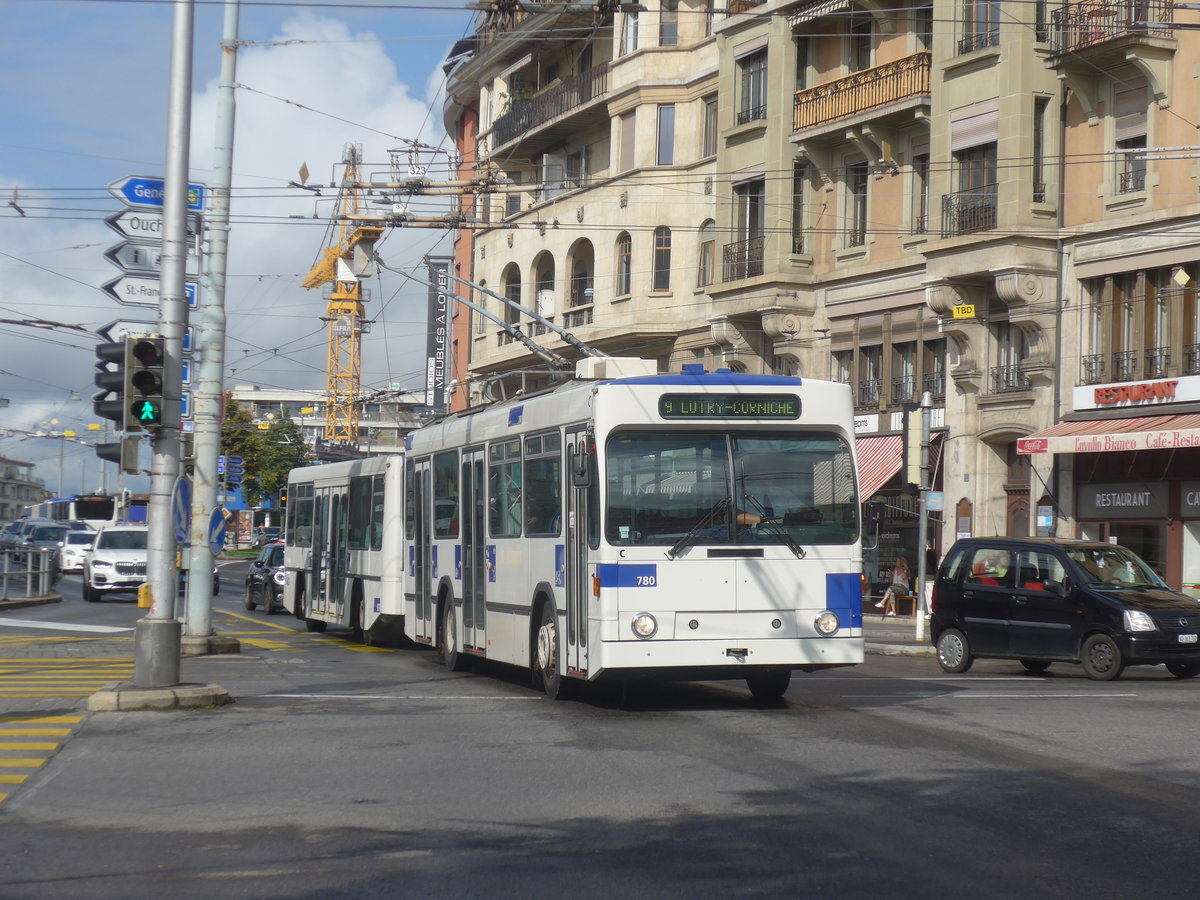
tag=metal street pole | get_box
[914,393,932,643]
[184,0,239,652]
[135,0,193,687]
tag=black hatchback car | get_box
[931,536,1200,681]
[244,540,285,613]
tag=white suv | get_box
[83,524,148,602]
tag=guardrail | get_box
[0,549,59,600]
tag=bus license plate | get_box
[1179,634,1197,643]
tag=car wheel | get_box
[1165,661,1200,679]
[441,601,468,671]
[1019,659,1051,674]
[265,587,279,616]
[936,628,973,674]
[83,582,98,603]
[534,602,572,699]
[244,584,257,611]
[746,670,792,701]
[1080,634,1124,681]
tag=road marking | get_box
[0,728,72,736]
[953,692,1139,699]
[0,716,84,724]
[239,639,299,652]
[263,693,542,701]
[0,714,84,806]
[216,610,298,633]
[0,774,29,784]
[0,742,59,751]
[0,617,132,633]
[0,759,46,768]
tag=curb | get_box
[87,682,233,712]
[865,641,936,658]
[0,594,62,612]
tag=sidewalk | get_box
[862,612,936,657]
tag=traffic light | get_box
[126,336,165,430]
[95,435,141,474]
[93,340,129,425]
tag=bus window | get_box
[404,465,415,541]
[433,451,460,538]
[292,484,314,547]
[524,431,561,535]
[489,439,522,537]
[371,474,384,551]
[348,475,372,549]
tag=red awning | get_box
[856,434,903,499]
[1017,413,1200,455]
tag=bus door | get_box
[565,427,591,675]
[310,490,330,616]
[313,487,347,618]
[460,447,487,652]
[411,461,435,643]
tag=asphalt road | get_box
[1,562,1198,898]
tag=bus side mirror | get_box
[571,447,592,488]
[864,501,885,525]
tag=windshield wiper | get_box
[666,496,731,560]
[742,493,805,559]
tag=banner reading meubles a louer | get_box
[425,257,451,413]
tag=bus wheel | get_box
[355,595,374,645]
[535,603,572,700]
[441,601,468,671]
[746,670,791,701]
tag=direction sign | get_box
[103,241,200,277]
[208,508,227,556]
[172,475,192,545]
[105,209,201,247]
[109,175,205,212]
[225,473,244,485]
[103,276,198,308]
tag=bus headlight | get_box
[631,613,658,639]
[814,611,840,636]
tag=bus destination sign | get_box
[658,393,801,420]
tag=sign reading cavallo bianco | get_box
[658,394,801,420]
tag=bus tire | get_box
[441,601,468,671]
[535,602,572,700]
[746,670,791,701]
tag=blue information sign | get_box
[109,175,206,212]
[208,508,227,556]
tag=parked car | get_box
[0,520,25,550]
[931,536,1200,681]
[82,524,148,602]
[19,522,70,555]
[251,526,281,548]
[58,530,96,573]
[9,518,62,562]
[244,540,285,613]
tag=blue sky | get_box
[0,0,473,497]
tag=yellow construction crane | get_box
[303,144,384,442]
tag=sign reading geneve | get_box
[109,175,205,212]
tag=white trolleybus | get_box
[282,455,406,643]
[404,360,864,699]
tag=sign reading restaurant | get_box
[1073,374,1200,410]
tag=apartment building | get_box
[442,0,1200,591]
[0,457,49,521]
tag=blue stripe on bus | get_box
[826,572,863,628]
[455,545,462,581]
[555,545,565,587]
[431,544,438,579]
[611,370,802,387]
[508,405,524,426]
[597,564,657,588]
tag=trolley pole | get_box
[914,393,932,643]
[134,0,194,687]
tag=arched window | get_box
[569,239,595,306]
[653,226,671,291]
[502,265,521,325]
[475,280,488,334]
[697,220,715,287]
[616,232,632,297]
[533,252,555,319]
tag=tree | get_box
[221,395,309,506]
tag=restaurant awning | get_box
[856,434,903,498]
[1016,414,1200,455]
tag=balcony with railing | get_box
[491,63,609,150]
[1049,0,1175,56]
[1119,166,1147,193]
[923,371,946,400]
[991,365,1032,394]
[891,375,916,404]
[722,236,765,282]
[563,306,593,328]
[958,27,1000,55]
[857,379,881,408]
[1145,346,1171,378]
[793,52,931,134]
[941,183,997,238]
[1187,343,1200,375]
[1081,353,1107,384]
[1112,350,1139,380]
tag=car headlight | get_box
[91,559,112,569]
[1124,610,1157,633]
[272,570,287,586]
[630,612,658,639]
[814,611,840,636]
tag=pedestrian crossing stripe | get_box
[0,715,84,806]
[239,639,299,652]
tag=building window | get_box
[619,111,636,171]
[960,0,1000,54]
[622,9,639,54]
[915,3,933,51]
[849,17,872,72]
[653,226,672,291]
[858,346,882,408]
[832,350,852,384]
[503,266,521,326]
[735,179,765,242]
[702,95,718,158]
[912,153,930,234]
[659,0,678,46]
[794,35,809,91]
[616,232,632,296]
[892,343,916,405]
[474,280,488,334]
[1032,97,1049,202]
[737,50,767,124]
[505,171,522,217]
[1114,78,1148,194]
[943,142,997,237]
[565,147,588,189]
[704,0,716,35]
[656,104,675,165]
[991,318,1030,393]
[847,161,869,247]
[697,220,715,287]
[792,162,806,254]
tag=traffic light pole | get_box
[134,0,194,688]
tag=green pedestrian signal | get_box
[132,398,163,426]
[123,335,166,431]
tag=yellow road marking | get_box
[216,610,299,633]
[0,793,7,802]
[0,743,59,751]
[0,716,83,724]
[239,639,299,652]
[0,773,30,784]
[0,759,45,768]
[0,728,72,736]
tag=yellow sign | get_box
[87,423,102,431]
[258,423,270,430]
[952,304,976,319]
[63,430,76,437]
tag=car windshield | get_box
[97,530,148,551]
[605,430,859,547]
[267,544,284,566]
[1066,545,1166,589]
[31,526,69,542]
[67,532,94,546]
